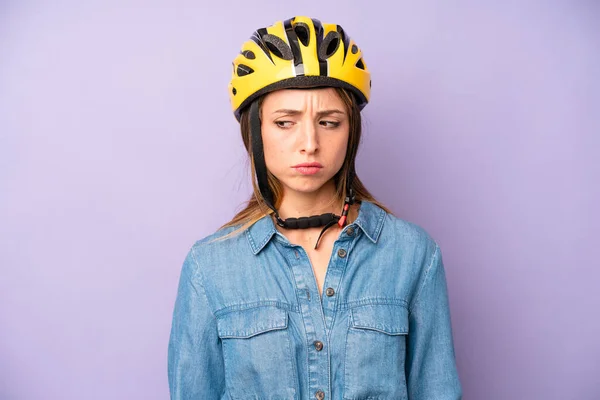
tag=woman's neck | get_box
[276,182,342,219]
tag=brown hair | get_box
[218,87,391,238]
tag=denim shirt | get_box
[168,200,462,399]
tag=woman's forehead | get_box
[262,87,344,110]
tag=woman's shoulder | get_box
[376,209,443,280]
[386,214,436,242]
[354,200,439,257]
[188,223,248,255]
[178,224,250,280]
[374,206,439,253]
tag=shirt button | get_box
[315,390,325,400]
[337,248,347,258]
[314,340,324,351]
[325,287,335,297]
[346,227,355,236]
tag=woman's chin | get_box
[281,180,335,196]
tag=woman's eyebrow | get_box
[271,109,346,117]
[316,109,345,117]
[272,109,302,116]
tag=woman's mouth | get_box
[292,162,323,175]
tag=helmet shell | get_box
[228,16,371,121]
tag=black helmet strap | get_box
[249,100,356,249]
[249,101,276,212]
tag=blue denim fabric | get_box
[168,200,462,399]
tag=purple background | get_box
[1,1,598,399]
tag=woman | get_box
[168,16,462,399]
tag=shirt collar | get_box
[245,200,387,255]
[352,200,387,244]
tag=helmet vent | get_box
[237,64,255,77]
[293,23,310,46]
[336,26,347,42]
[351,44,358,54]
[242,50,256,60]
[262,34,294,60]
[356,58,365,70]
[319,31,340,60]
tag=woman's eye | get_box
[275,121,293,128]
[320,120,341,128]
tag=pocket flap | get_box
[217,306,288,339]
[350,303,409,335]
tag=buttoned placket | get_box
[274,225,358,400]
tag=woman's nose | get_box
[299,121,319,154]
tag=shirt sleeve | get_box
[406,244,463,399]
[168,248,226,399]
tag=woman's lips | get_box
[292,163,323,175]
[294,166,321,175]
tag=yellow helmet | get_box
[229,16,371,120]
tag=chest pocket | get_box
[344,303,409,400]
[216,306,297,400]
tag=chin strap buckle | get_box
[337,203,350,228]
[274,213,287,228]
[338,188,355,228]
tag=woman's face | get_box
[260,88,349,197]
